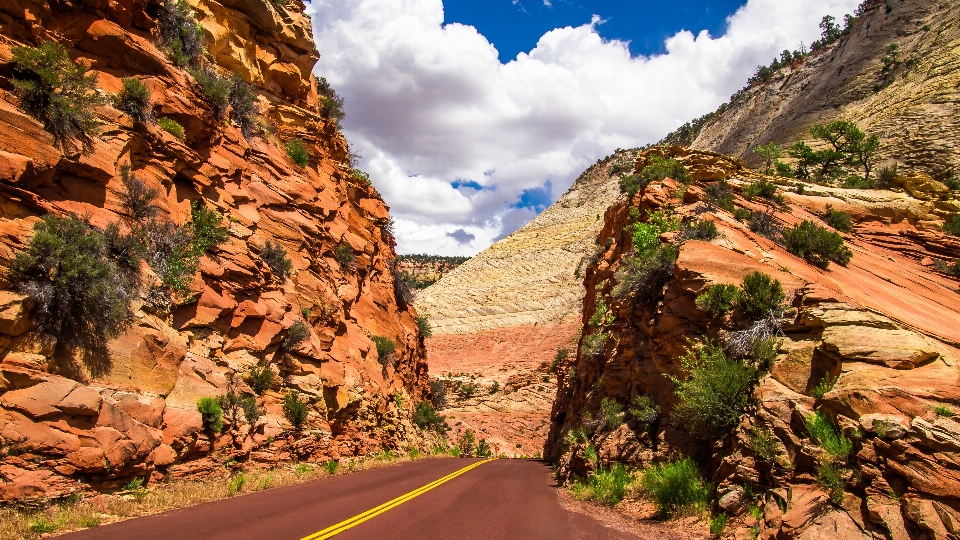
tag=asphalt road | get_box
[61,458,639,540]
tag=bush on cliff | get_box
[247,363,275,395]
[157,117,186,141]
[261,240,293,282]
[640,156,691,185]
[188,67,232,121]
[782,220,852,268]
[944,214,960,237]
[282,320,310,350]
[285,138,310,167]
[416,315,432,338]
[283,391,309,430]
[641,457,712,517]
[429,379,447,410]
[823,205,852,232]
[704,179,735,212]
[227,74,262,138]
[736,271,786,320]
[114,78,153,123]
[412,401,448,434]
[197,397,223,432]
[317,77,346,123]
[612,213,681,304]
[142,202,228,298]
[695,283,739,316]
[11,41,103,149]
[671,339,759,440]
[158,0,205,67]
[9,215,138,371]
[118,165,160,222]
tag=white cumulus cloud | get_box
[306,0,860,256]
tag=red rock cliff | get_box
[0,0,430,501]
[546,147,960,539]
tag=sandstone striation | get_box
[691,0,960,180]
[0,0,430,502]
[417,151,635,336]
[546,148,960,539]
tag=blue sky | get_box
[444,0,748,62]
[310,0,861,255]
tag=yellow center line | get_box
[300,458,496,540]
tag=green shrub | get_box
[476,438,492,457]
[782,220,853,268]
[704,179,735,211]
[671,340,759,440]
[754,142,782,174]
[157,117,186,141]
[114,77,153,122]
[747,426,780,462]
[550,348,569,373]
[285,138,310,167]
[412,401,448,434]
[934,404,954,417]
[810,373,838,399]
[619,174,646,197]
[736,272,786,320]
[742,178,784,205]
[241,395,262,425]
[158,0,205,67]
[696,283,739,316]
[416,315,432,338]
[261,240,293,282]
[629,395,660,432]
[710,514,729,536]
[682,219,719,241]
[640,155,691,185]
[749,337,781,370]
[334,242,356,267]
[189,201,229,255]
[11,41,103,148]
[283,320,310,350]
[246,363,274,395]
[283,391,309,430]
[317,76,345,122]
[588,464,634,505]
[490,381,500,393]
[118,165,159,222]
[805,411,852,462]
[775,162,795,178]
[599,397,624,430]
[878,164,898,187]
[429,379,447,410]
[641,457,712,517]
[457,429,477,456]
[325,460,339,474]
[823,205,852,232]
[352,169,371,185]
[458,380,478,398]
[9,215,138,369]
[816,462,844,503]
[944,215,960,237]
[227,74,261,137]
[197,397,223,432]
[581,332,608,358]
[733,208,751,222]
[371,335,396,359]
[228,473,246,494]
[30,517,58,534]
[189,67,232,120]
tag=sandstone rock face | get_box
[417,151,634,335]
[692,0,960,181]
[546,148,960,539]
[0,0,429,501]
[427,322,578,457]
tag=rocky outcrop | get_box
[691,0,960,181]
[0,0,429,501]
[417,150,635,335]
[546,148,960,539]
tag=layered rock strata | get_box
[0,0,429,501]
[692,0,960,180]
[546,148,960,539]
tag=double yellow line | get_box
[300,458,495,540]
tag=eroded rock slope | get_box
[547,148,960,539]
[0,0,429,501]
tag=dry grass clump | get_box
[0,450,446,539]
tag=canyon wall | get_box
[692,0,960,180]
[546,148,960,539]
[0,0,430,501]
